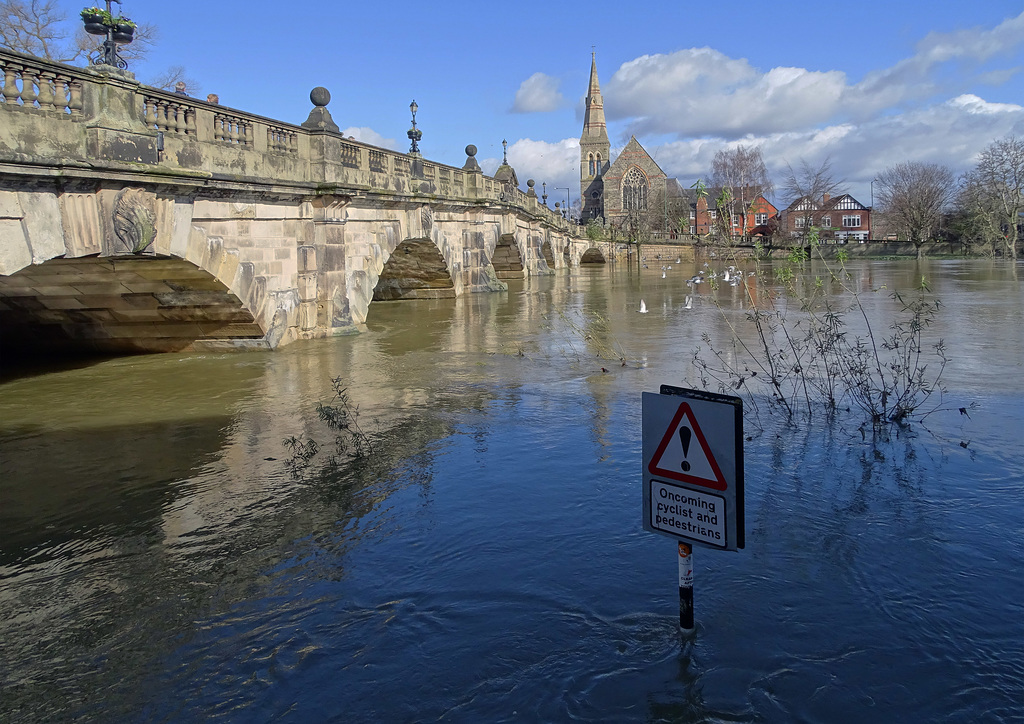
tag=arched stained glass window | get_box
[596,153,602,176]
[622,166,649,212]
[588,154,595,176]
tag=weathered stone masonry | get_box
[0,49,616,354]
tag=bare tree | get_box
[783,157,845,243]
[0,0,77,61]
[874,161,954,258]
[711,145,774,240]
[958,136,1024,259]
[2,1,185,91]
[147,64,200,95]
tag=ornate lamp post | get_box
[81,0,135,69]
[556,187,570,221]
[408,100,422,157]
[542,182,548,206]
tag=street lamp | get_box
[556,187,570,221]
[408,100,422,156]
[870,178,878,209]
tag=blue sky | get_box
[61,1,1024,207]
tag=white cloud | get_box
[604,48,849,138]
[342,127,400,150]
[512,73,566,113]
[481,138,580,198]
[597,12,1024,141]
[649,96,1024,206]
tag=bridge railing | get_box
[0,49,84,116]
[0,48,573,232]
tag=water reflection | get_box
[0,259,1022,722]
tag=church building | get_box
[579,55,680,227]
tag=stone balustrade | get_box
[0,48,575,232]
[0,52,83,116]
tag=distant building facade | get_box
[781,193,871,242]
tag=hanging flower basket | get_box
[80,7,111,35]
[112,23,135,43]
[112,17,136,44]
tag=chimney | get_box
[823,193,831,204]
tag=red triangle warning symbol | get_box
[647,402,727,490]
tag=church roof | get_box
[605,136,668,180]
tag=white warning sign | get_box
[642,387,744,551]
[647,401,727,491]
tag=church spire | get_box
[580,53,610,221]
[582,52,608,142]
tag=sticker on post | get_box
[650,480,726,547]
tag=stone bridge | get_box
[0,49,618,355]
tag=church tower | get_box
[580,53,610,221]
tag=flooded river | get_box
[1,258,1022,722]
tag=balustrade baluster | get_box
[214,114,224,141]
[185,108,196,136]
[19,68,37,107]
[228,119,238,144]
[68,81,83,116]
[52,75,69,113]
[266,127,275,150]
[4,64,22,105]
[38,72,56,111]
[175,104,186,133]
[158,101,171,132]
[144,98,156,128]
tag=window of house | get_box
[709,209,717,220]
[822,216,831,228]
[755,213,768,225]
[795,217,806,228]
[690,210,696,220]
[731,215,739,227]
[843,215,861,227]
[690,226,696,234]
[622,167,649,212]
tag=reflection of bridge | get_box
[0,49,616,354]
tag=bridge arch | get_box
[490,233,525,280]
[0,254,267,355]
[540,231,556,270]
[580,247,608,264]
[372,238,456,301]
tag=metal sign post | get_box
[642,385,744,629]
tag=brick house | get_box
[782,193,871,242]
[691,188,778,239]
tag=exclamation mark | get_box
[679,426,691,472]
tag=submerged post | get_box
[678,542,694,629]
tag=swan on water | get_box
[638,299,648,313]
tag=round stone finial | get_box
[527,179,535,188]
[465,144,477,157]
[310,87,331,107]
